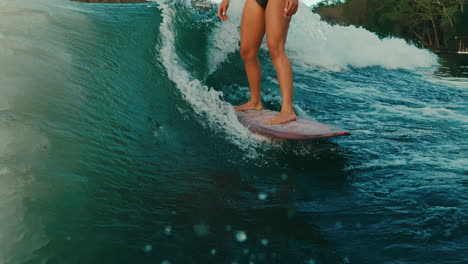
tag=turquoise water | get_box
[0,0,467,263]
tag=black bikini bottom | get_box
[256,0,268,9]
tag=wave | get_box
[157,0,270,157]
[154,0,438,152]
[208,0,437,71]
[289,4,437,71]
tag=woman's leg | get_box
[235,0,266,111]
[265,0,296,124]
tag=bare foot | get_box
[234,101,263,111]
[266,110,297,125]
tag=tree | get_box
[313,0,468,52]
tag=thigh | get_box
[265,0,291,48]
[240,0,266,52]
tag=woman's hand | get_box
[218,0,229,21]
[284,0,298,17]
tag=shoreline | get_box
[433,49,467,55]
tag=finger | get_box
[289,4,297,16]
[217,6,223,19]
[219,6,227,20]
[287,3,297,16]
[284,1,291,15]
[222,7,228,20]
[292,5,298,15]
[286,3,294,16]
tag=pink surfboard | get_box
[236,110,351,140]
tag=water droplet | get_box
[211,249,217,255]
[343,256,350,263]
[161,260,171,264]
[143,244,152,253]
[193,224,210,237]
[235,231,247,242]
[444,230,452,237]
[243,249,249,255]
[280,173,288,181]
[260,238,269,246]
[335,221,343,229]
[256,253,266,261]
[171,210,177,215]
[307,259,316,264]
[164,225,172,235]
[355,222,361,228]
[258,192,268,200]
[65,236,71,241]
[225,225,232,231]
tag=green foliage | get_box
[313,0,468,51]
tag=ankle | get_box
[249,99,262,105]
[280,106,295,114]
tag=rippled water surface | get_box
[0,0,466,263]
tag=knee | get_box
[240,46,258,62]
[266,40,285,61]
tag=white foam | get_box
[417,69,468,90]
[157,1,268,156]
[286,3,437,71]
[370,103,468,125]
[209,0,437,71]
[206,0,243,75]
